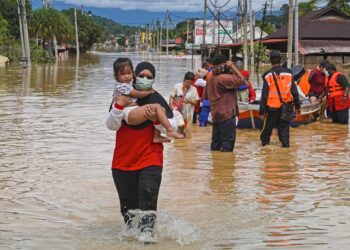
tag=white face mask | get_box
[325,70,330,76]
[134,76,154,91]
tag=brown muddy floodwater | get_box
[0,52,350,249]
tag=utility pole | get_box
[243,0,248,70]
[203,0,207,45]
[187,18,189,43]
[287,0,294,68]
[212,0,217,45]
[152,19,156,50]
[156,19,159,52]
[74,8,80,57]
[146,23,149,49]
[217,11,220,45]
[160,22,163,53]
[249,0,255,82]
[18,0,31,68]
[294,0,299,65]
[256,1,268,87]
[165,10,170,55]
[17,3,25,58]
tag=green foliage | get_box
[0,38,22,61]
[253,43,269,63]
[62,9,105,52]
[0,16,9,42]
[117,36,126,46]
[299,0,317,16]
[30,41,55,63]
[30,8,74,42]
[256,20,276,35]
[0,0,32,39]
[327,0,350,14]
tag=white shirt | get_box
[170,83,200,101]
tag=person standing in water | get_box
[320,63,350,124]
[106,61,177,243]
[259,50,301,148]
[204,54,247,152]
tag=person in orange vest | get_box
[308,60,329,103]
[259,50,301,148]
[320,63,350,124]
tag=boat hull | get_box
[237,102,322,129]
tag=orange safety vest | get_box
[327,72,346,97]
[326,72,350,111]
[298,70,311,96]
[265,72,293,108]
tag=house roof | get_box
[266,7,350,40]
[298,39,350,55]
[218,38,287,48]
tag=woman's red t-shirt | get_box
[112,123,163,171]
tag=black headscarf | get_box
[135,62,156,78]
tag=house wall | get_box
[304,54,350,65]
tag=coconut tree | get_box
[30,8,73,60]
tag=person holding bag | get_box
[259,50,301,148]
[169,72,199,137]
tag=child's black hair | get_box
[184,71,195,81]
[113,57,135,82]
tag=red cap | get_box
[240,70,250,78]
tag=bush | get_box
[30,42,55,63]
[0,38,22,61]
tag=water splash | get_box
[117,210,200,246]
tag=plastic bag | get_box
[173,110,185,127]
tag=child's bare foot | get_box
[167,129,185,139]
[153,136,171,143]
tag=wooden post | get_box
[203,0,207,45]
[249,0,255,82]
[17,2,25,59]
[166,10,169,55]
[19,0,31,68]
[287,0,294,68]
[294,0,299,65]
[243,0,248,70]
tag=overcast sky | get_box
[54,0,274,12]
[34,0,305,25]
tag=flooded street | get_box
[1,52,350,249]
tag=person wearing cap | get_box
[308,60,329,103]
[320,63,350,124]
[203,54,247,152]
[106,61,178,242]
[191,68,207,124]
[259,50,301,148]
[239,70,256,103]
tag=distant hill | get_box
[89,13,139,37]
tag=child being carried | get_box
[112,58,184,143]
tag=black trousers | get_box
[331,108,349,124]
[211,116,236,152]
[112,166,162,231]
[260,109,290,147]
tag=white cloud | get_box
[57,0,238,12]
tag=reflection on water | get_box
[0,52,350,249]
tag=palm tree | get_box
[30,8,73,60]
